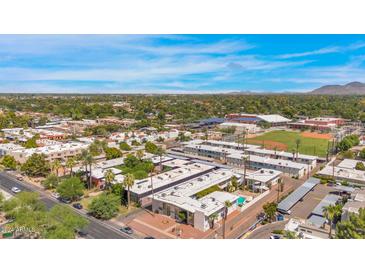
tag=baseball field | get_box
[246,130,332,157]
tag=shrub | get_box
[119,142,132,151]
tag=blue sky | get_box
[0,34,365,93]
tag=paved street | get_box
[246,220,288,239]
[0,172,133,239]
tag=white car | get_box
[51,192,60,199]
[11,187,21,193]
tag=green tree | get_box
[136,149,144,160]
[45,205,89,239]
[88,193,120,220]
[124,154,140,168]
[119,142,132,151]
[56,177,85,201]
[336,208,365,239]
[1,155,17,170]
[104,147,123,160]
[104,169,115,190]
[66,157,76,176]
[123,173,135,209]
[21,153,50,177]
[24,136,38,149]
[89,139,104,156]
[355,162,365,171]
[3,192,47,238]
[50,159,61,177]
[263,202,277,222]
[359,148,365,159]
[323,204,342,238]
[0,192,5,211]
[42,174,59,190]
[110,183,124,204]
[145,141,158,154]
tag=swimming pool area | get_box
[237,196,246,205]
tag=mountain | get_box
[310,82,365,95]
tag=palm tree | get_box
[51,159,61,177]
[323,204,342,238]
[136,149,144,161]
[85,153,94,190]
[66,157,76,176]
[104,169,115,190]
[222,200,231,239]
[208,213,218,229]
[295,138,301,161]
[123,173,135,209]
[80,149,94,189]
[156,147,165,172]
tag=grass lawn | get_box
[247,130,331,157]
[80,194,138,217]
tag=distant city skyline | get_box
[0,34,365,93]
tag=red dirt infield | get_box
[300,131,332,140]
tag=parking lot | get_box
[288,184,334,219]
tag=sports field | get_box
[246,130,332,157]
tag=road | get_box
[0,172,133,239]
[246,220,288,239]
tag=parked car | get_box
[144,236,155,239]
[16,175,23,181]
[60,197,72,204]
[11,187,21,193]
[51,192,60,199]
[120,226,134,235]
[73,203,83,209]
[75,229,88,238]
[270,234,281,239]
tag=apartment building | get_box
[227,153,307,178]
[245,168,282,192]
[129,162,215,205]
[10,142,89,164]
[0,143,24,156]
[152,169,242,231]
[341,189,365,221]
[183,141,309,178]
[245,147,317,169]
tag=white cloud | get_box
[277,42,365,59]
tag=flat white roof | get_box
[91,167,122,180]
[153,169,240,216]
[257,114,291,123]
[0,143,24,150]
[162,159,192,167]
[12,142,89,157]
[130,162,214,195]
[228,153,307,170]
[245,147,317,161]
[337,159,365,170]
[246,168,282,183]
[317,165,365,183]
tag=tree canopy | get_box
[21,153,50,177]
[88,193,120,220]
[56,177,85,201]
